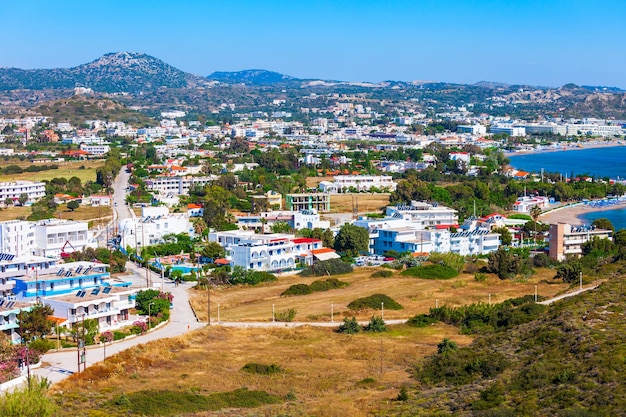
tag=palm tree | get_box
[530,205,542,243]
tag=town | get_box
[0,55,625,416]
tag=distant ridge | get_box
[207,69,297,85]
[0,52,206,92]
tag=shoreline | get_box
[505,141,624,158]
[540,200,626,226]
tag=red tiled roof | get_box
[292,238,321,244]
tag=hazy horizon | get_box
[2,0,625,89]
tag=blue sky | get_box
[2,0,625,88]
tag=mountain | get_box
[0,52,206,93]
[207,69,297,85]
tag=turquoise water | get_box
[509,146,626,230]
[170,265,200,274]
[579,208,626,231]
[508,146,626,179]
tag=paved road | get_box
[538,283,602,305]
[95,166,133,247]
[33,275,202,385]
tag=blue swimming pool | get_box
[170,265,201,274]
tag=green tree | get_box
[323,228,335,248]
[338,316,361,334]
[556,261,582,283]
[333,224,369,257]
[364,316,387,332]
[492,226,512,246]
[271,221,292,234]
[201,241,225,260]
[18,304,55,341]
[18,193,29,206]
[67,200,80,211]
[487,248,525,279]
[591,218,615,232]
[3,197,12,206]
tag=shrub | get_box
[401,264,459,280]
[428,252,466,273]
[231,268,277,286]
[130,321,148,335]
[108,388,281,414]
[28,338,55,355]
[274,308,297,322]
[396,386,409,402]
[299,259,353,277]
[113,331,126,341]
[532,252,552,268]
[338,317,360,334]
[427,296,546,335]
[437,338,458,354]
[474,272,488,282]
[371,270,393,278]
[348,294,403,311]
[241,363,284,375]
[0,376,57,417]
[364,316,387,332]
[407,314,437,328]
[309,278,349,292]
[281,279,348,297]
[281,284,312,296]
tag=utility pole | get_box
[207,273,211,326]
[82,313,87,372]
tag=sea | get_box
[509,146,626,230]
[508,145,626,180]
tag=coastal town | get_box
[0,45,625,417]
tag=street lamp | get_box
[147,302,154,329]
[25,330,31,387]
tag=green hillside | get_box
[36,96,155,126]
[392,277,626,416]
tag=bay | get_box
[509,145,626,230]
[508,146,626,179]
[579,208,626,231]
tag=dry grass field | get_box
[54,324,472,417]
[190,267,569,323]
[0,204,111,224]
[329,194,391,214]
[305,176,334,188]
[52,267,570,416]
[0,160,104,183]
[53,267,569,417]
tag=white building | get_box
[119,208,191,250]
[80,143,110,156]
[226,234,297,272]
[457,124,487,135]
[0,181,46,203]
[237,209,330,232]
[33,219,94,258]
[320,175,397,193]
[208,231,333,272]
[145,176,220,196]
[490,125,526,137]
[0,220,35,257]
[386,201,458,229]
[372,226,500,256]
[512,196,550,213]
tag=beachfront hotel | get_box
[548,223,613,261]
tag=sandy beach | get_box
[504,140,624,157]
[540,200,626,225]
